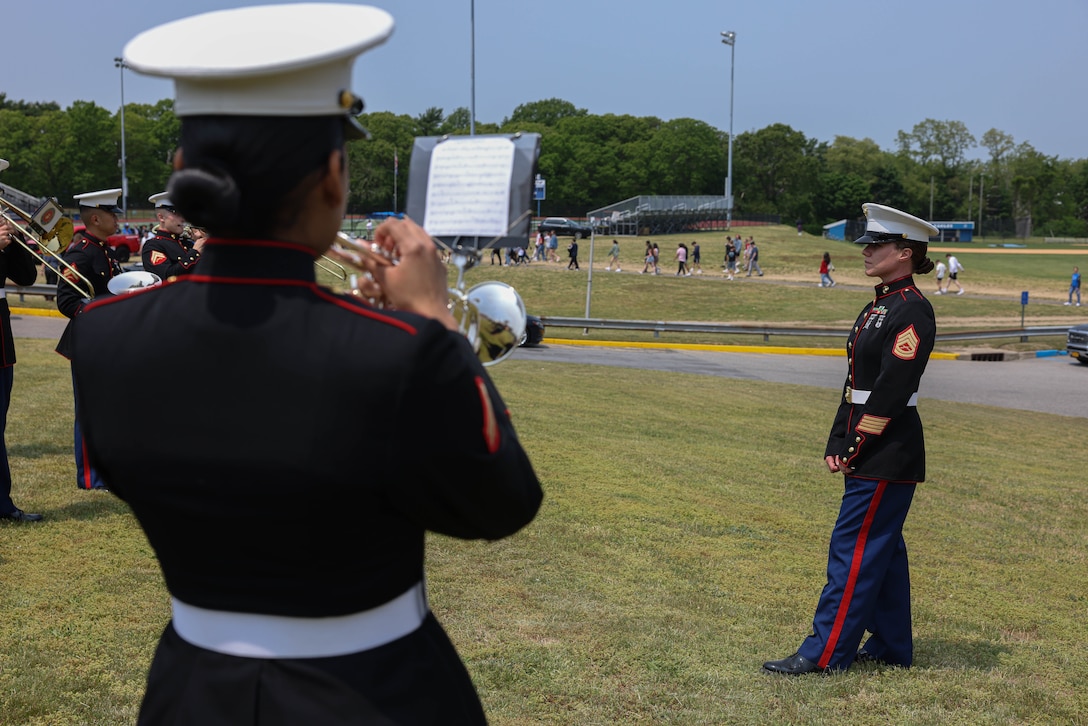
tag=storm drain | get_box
[969,352,1006,361]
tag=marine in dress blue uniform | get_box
[71,5,543,724]
[141,192,202,280]
[763,203,938,675]
[0,159,43,521]
[56,188,124,491]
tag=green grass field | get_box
[1,333,1086,724]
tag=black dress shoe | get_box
[1,508,43,522]
[762,652,825,675]
[855,649,883,665]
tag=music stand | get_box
[405,132,540,265]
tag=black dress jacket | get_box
[70,238,543,617]
[825,275,935,483]
[141,229,201,280]
[0,236,38,366]
[55,231,122,358]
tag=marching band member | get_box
[56,188,124,492]
[141,191,203,280]
[0,159,42,521]
[763,203,937,675]
[70,4,542,723]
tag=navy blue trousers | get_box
[798,476,916,670]
[0,366,16,514]
[72,368,106,490]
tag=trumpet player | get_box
[0,159,42,521]
[70,5,542,723]
[141,191,203,280]
[56,188,124,492]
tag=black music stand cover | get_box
[404,133,540,251]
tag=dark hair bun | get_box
[168,164,241,231]
[915,256,935,275]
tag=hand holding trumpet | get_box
[329,217,458,332]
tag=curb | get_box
[11,307,66,319]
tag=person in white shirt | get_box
[934,259,947,294]
[943,254,964,295]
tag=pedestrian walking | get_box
[819,252,836,287]
[745,239,763,277]
[943,253,964,295]
[1065,266,1081,306]
[641,241,655,274]
[675,243,689,276]
[606,240,621,271]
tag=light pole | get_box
[114,57,128,218]
[470,0,476,135]
[720,31,736,230]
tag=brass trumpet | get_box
[328,232,527,367]
[0,197,96,298]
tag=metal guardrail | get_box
[6,284,58,301]
[4,286,1069,346]
[540,317,1072,343]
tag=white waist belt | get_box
[171,581,428,658]
[847,388,918,406]
[0,290,7,299]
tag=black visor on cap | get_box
[853,232,905,245]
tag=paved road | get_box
[18,313,1083,419]
[513,343,1087,419]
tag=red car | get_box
[71,225,141,261]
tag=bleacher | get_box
[587,195,780,236]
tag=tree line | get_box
[2,94,1086,237]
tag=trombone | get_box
[0,197,96,298]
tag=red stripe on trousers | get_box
[818,479,887,668]
[80,436,94,489]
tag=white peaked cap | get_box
[74,188,123,212]
[0,159,8,173]
[122,4,395,139]
[149,192,174,208]
[857,203,939,244]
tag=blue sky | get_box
[5,0,1087,160]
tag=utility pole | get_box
[721,31,736,230]
[114,57,128,218]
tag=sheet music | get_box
[423,137,514,237]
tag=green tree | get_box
[733,123,822,220]
[414,106,444,137]
[644,118,725,197]
[348,111,416,212]
[895,119,976,171]
[504,98,586,128]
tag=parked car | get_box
[538,217,590,238]
[71,225,141,262]
[520,314,545,347]
[1067,322,1088,364]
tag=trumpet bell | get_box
[108,270,162,295]
[465,281,526,367]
